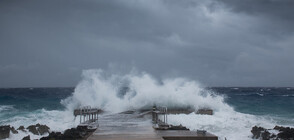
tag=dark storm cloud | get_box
[0,0,293,87]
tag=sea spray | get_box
[61,69,230,113]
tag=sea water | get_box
[0,69,293,140]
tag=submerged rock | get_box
[0,125,10,139]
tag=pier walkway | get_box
[87,111,218,140]
[87,112,163,140]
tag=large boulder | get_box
[0,125,10,139]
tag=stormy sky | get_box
[0,0,294,87]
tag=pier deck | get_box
[87,112,218,140]
[87,113,163,140]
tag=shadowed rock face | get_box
[0,125,10,139]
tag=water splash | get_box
[62,69,232,113]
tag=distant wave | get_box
[0,105,14,112]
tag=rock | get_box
[27,125,39,135]
[0,125,10,139]
[37,124,50,135]
[251,125,294,140]
[22,135,30,140]
[40,125,94,140]
[251,126,266,139]
[10,126,18,134]
[261,130,270,140]
[26,124,50,135]
[17,125,26,132]
[277,127,294,139]
[196,109,213,115]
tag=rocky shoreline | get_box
[0,124,96,140]
[251,125,294,140]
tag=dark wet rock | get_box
[251,125,294,140]
[0,125,10,139]
[261,130,270,140]
[27,125,39,135]
[274,125,284,131]
[277,126,294,139]
[37,124,50,135]
[26,123,50,135]
[18,125,26,132]
[10,126,18,134]
[251,126,267,139]
[40,125,96,140]
[22,135,30,140]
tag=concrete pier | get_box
[87,111,218,140]
[87,113,163,140]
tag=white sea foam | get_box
[0,105,14,112]
[167,112,277,140]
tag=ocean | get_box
[0,70,294,140]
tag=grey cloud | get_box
[0,0,293,87]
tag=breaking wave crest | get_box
[61,69,232,113]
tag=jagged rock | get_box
[22,135,30,140]
[251,126,266,139]
[26,124,50,135]
[37,124,50,135]
[40,125,95,140]
[0,125,10,139]
[10,126,18,134]
[17,125,26,132]
[251,125,294,140]
[277,127,294,139]
[27,125,39,135]
[274,125,284,131]
[261,130,270,140]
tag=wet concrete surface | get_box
[87,112,218,140]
